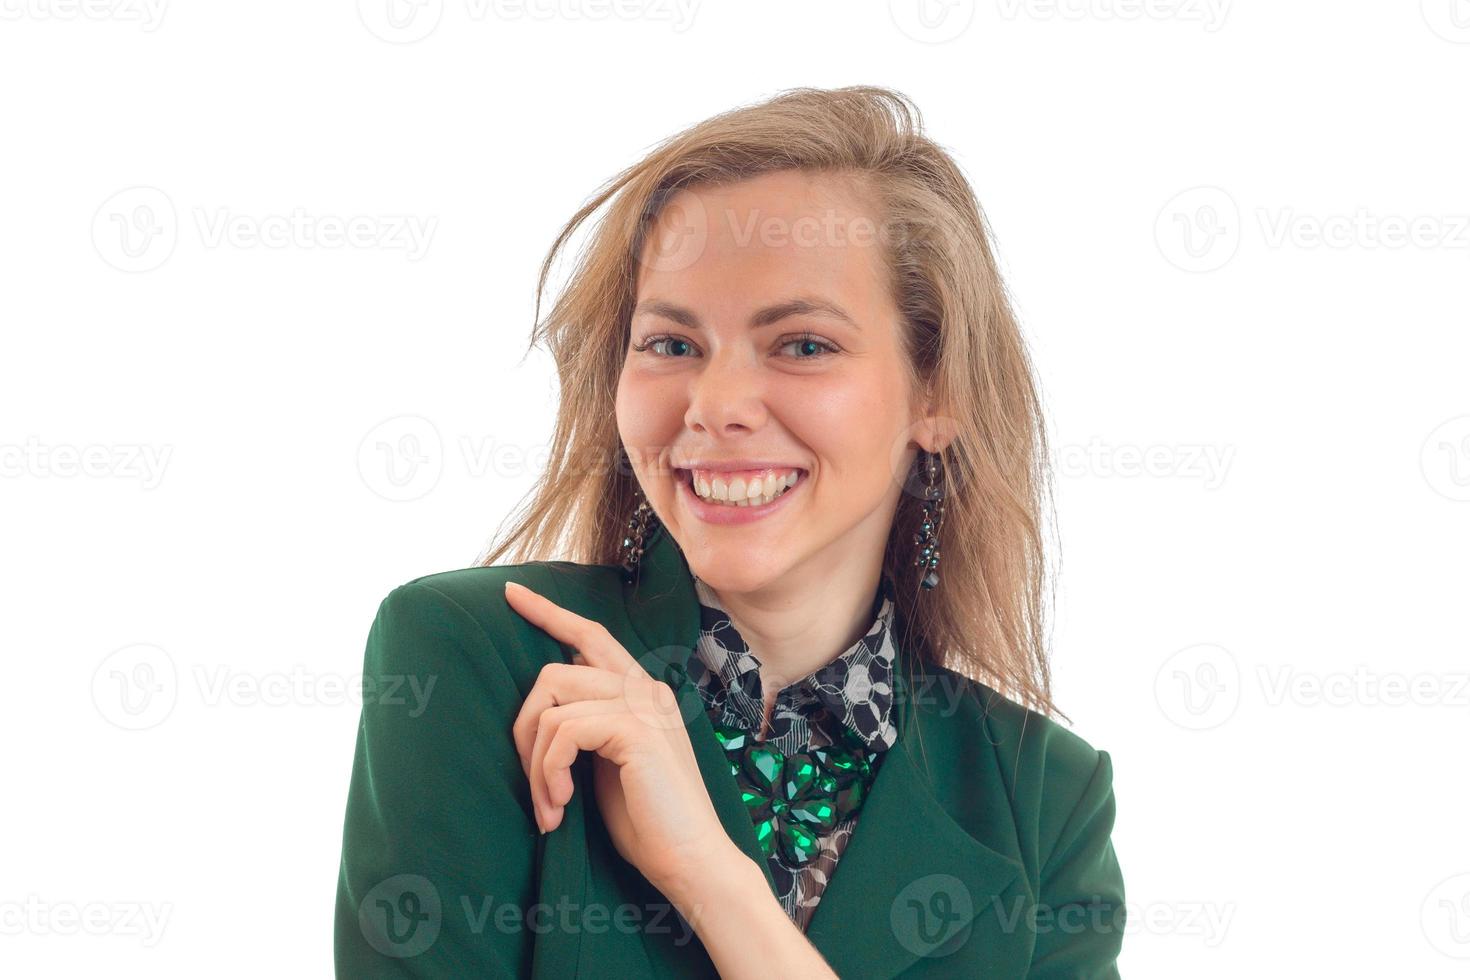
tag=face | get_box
[615,169,933,598]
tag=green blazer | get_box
[335,521,1125,978]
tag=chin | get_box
[683,554,789,594]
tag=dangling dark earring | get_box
[914,449,945,590]
[619,493,655,584]
[619,449,659,583]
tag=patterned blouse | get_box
[684,574,900,933]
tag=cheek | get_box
[782,369,910,489]
[615,361,681,448]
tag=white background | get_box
[3,2,1468,977]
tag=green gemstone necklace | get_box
[707,712,882,868]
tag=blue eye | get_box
[636,336,695,358]
[779,335,840,359]
[632,333,839,360]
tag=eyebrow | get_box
[632,296,860,331]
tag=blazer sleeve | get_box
[1027,748,1126,979]
[334,580,539,977]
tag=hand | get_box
[504,579,732,900]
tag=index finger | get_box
[503,580,646,677]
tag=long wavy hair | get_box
[477,85,1060,719]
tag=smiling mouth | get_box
[675,468,807,507]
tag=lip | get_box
[674,467,806,526]
[674,459,806,473]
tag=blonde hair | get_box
[478,85,1060,719]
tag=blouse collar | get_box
[688,574,900,751]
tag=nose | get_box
[683,348,769,436]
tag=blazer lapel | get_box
[618,522,781,896]
[798,664,1034,976]
[618,521,1034,977]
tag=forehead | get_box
[635,170,892,316]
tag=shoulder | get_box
[917,670,1127,969]
[911,661,1110,786]
[967,674,1111,803]
[362,558,625,686]
[909,662,1117,874]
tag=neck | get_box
[694,562,886,693]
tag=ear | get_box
[912,400,958,455]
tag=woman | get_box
[335,85,1125,978]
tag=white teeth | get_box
[689,468,800,506]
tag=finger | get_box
[511,661,625,775]
[503,581,647,678]
[529,699,626,833]
[537,699,626,809]
[538,704,639,834]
